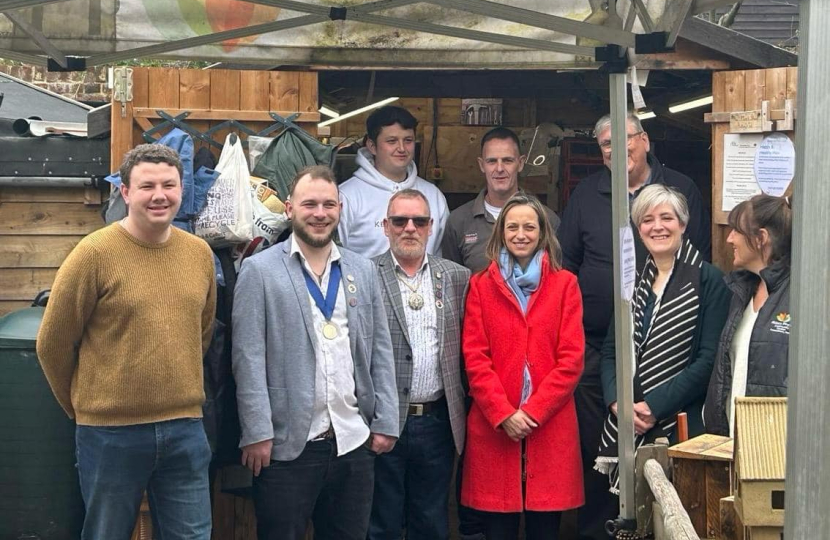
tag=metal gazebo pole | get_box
[608,71,638,533]
[784,0,830,538]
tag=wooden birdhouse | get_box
[733,397,787,540]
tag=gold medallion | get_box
[323,322,338,340]
[408,292,425,310]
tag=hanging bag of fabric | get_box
[195,133,255,247]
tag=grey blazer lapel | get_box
[378,252,411,347]
[282,244,318,350]
[338,257,361,361]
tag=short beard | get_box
[293,223,335,248]
[391,241,425,262]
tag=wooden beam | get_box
[678,16,798,68]
[133,108,320,122]
[704,107,798,123]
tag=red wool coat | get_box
[462,257,585,512]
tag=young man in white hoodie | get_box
[339,106,449,258]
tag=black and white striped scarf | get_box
[595,239,703,494]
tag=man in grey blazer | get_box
[232,165,399,540]
[368,189,470,540]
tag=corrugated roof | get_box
[735,397,788,481]
[717,0,799,48]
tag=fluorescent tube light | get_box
[669,95,713,114]
[318,106,340,119]
[636,110,656,120]
[318,97,400,127]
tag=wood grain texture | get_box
[0,235,84,268]
[179,69,211,110]
[672,459,708,535]
[0,202,103,235]
[270,71,299,113]
[0,268,57,301]
[706,461,733,538]
[240,71,270,112]
[211,69,241,111]
[148,68,180,109]
[0,187,89,203]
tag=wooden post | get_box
[644,459,700,540]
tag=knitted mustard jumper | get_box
[36,223,217,426]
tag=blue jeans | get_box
[75,418,212,540]
[368,399,456,540]
[253,439,376,540]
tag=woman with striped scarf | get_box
[594,185,731,494]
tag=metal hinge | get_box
[112,67,133,118]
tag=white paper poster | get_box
[620,226,636,302]
[722,133,763,212]
[754,133,795,197]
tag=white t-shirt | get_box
[727,300,759,437]
[484,199,502,220]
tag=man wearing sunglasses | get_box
[339,105,449,258]
[369,189,470,540]
[558,111,711,540]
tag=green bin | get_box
[0,306,84,540]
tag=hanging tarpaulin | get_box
[252,125,335,200]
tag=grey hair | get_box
[631,184,690,227]
[594,111,644,139]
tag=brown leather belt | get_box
[408,397,445,417]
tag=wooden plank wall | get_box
[710,67,797,271]
[0,187,102,316]
[329,97,540,195]
[112,67,320,171]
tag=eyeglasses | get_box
[598,131,643,152]
[388,216,431,228]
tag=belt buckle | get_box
[410,403,424,416]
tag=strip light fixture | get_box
[318,105,340,119]
[318,97,400,127]
[636,110,656,120]
[668,95,713,114]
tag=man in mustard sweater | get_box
[37,144,217,540]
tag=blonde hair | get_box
[485,193,561,270]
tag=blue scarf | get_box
[498,248,543,314]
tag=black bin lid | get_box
[0,307,45,349]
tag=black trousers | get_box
[481,510,562,540]
[252,439,376,540]
[575,343,619,540]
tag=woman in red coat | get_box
[462,193,585,540]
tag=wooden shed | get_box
[733,397,787,537]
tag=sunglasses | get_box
[388,216,431,228]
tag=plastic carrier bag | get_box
[195,134,254,247]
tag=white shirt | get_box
[391,254,443,403]
[484,199,502,220]
[291,237,369,455]
[727,300,759,437]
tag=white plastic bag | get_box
[195,134,254,247]
[232,198,290,271]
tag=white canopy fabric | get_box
[0,0,740,68]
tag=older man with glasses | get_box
[369,189,471,540]
[558,111,711,540]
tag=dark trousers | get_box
[368,399,455,540]
[253,439,376,540]
[575,344,619,540]
[482,510,562,540]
